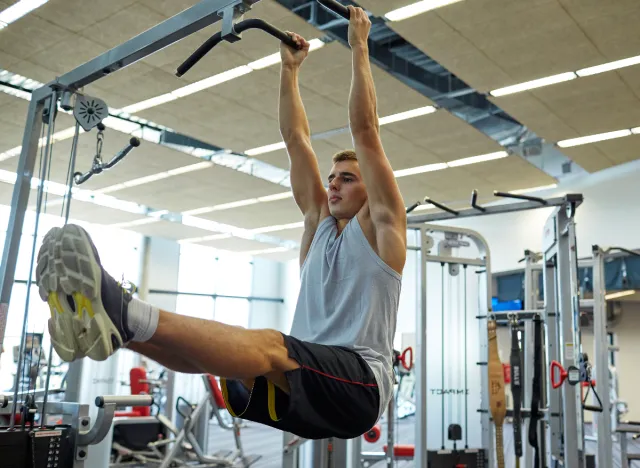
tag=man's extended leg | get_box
[36,224,298,392]
[127,341,202,374]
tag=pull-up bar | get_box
[407,191,583,224]
[177,0,350,77]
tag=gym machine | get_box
[0,0,349,466]
[405,190,583,468]
[0,393,153,467]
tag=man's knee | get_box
[259,330,299,374]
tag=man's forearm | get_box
[349,44,379,135]
[279,65,311,141]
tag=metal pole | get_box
[0,98,44,341]
[523,259,536,468]
[556,206,585,468]
[542,216,561,466]
[415,225,428,468]
[592,246,612,465]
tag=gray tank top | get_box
[289,215,402,420]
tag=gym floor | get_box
[206,417,640,468]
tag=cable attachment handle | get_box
[400,347,413,371]
[74,124,141,185]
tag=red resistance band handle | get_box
[400,347,413,371]
[550,360,567,389]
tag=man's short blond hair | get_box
[332,149,357,164]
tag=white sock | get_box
[128,297,159,342]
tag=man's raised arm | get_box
[346,7,406,228]
[279,33,328,221]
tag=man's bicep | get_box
[287,138,329,216]
[352,131,405,220]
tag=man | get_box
[36,6,406,440]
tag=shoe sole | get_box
[36,224,123,362]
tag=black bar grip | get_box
[406,202,421,213]
[424,196,459,216]
[177,31,223,77]
[494,191,547,205]
[471,189,486,212]
[583,404,603,413]
[317,0,350,19]
[105,137,140,169]
[177,19,300,77]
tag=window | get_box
[0,204,143,393]
[177,244,254,329]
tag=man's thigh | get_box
[222,334,381,440]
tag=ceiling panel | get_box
[324,127,444,172]
[67,201,145,225]
[34,0,138,33]
[389,0,608,94]
[561,135,640,173]
[397,155,555,204]
[488,93,577,143]
[355,0,413,17]
[124,219,217,240]
[0,49,22,69]
[381,110,504,162]
[0,12,73,60]
[558,0,640,62]
[198,236,274,252]
[202,197,302,229]
[256,139,345,177]
[137,91,282,151]
[113,163,284,212]
[526,73,640,136]
[560,146,617,173]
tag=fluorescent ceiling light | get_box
[631,127,640,135]
[178,233,233,244]
[181,215,224,232]
[557,129,632,148]
[490,72,577,97]
[605,290,635,300]
[248,53,281,70]
[210,199,259,211]
[121,172,171,188]
[258,192,293,202]
[103,116,141,134]
[394,162,448,178]
[172,66,252,98]
[110,218,161,229]
[385,0,464,21]
[577,55,640,77]
[509,184,558,195]
[251,221,303,234]
[121,94,178,114]
[0,84,31,100]
[0,169,18,184]
[245,141,286,156]
[447,151,508,167]
[379,106,437,125]
[167,161,213,175]
[0,0,48,28]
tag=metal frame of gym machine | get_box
[0,0,292,465]
[281,192,585,468]
[406,192,585,468]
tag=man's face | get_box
[327,160,367,220]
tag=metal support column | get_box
[414,225,428,468]
[543,202,584,468]
[592,245,613,465]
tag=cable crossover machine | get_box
[0,1,350,467]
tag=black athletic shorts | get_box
[220,333,380,440]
